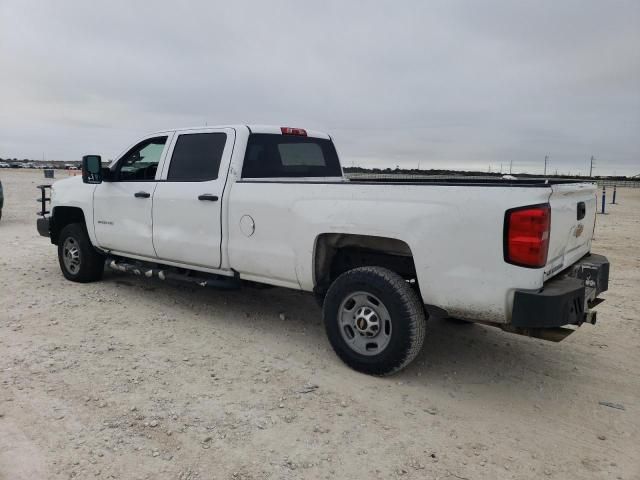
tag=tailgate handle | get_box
[577,201,586,220]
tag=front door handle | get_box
[198,194,219,201]
[134,191,151,198]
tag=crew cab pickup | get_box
[36,125,609,375]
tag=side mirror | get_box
[82,155,103,184]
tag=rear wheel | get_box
[57,223,105,282]
[323,266,426,376]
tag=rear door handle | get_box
[134,191,151,198]
[198,194,219,201]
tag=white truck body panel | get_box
[93,180,158,257]
[152,127,236,268]
[47,124,600,325]
[92,132,174,257]
[227,180,556,322]
[544,183,597,280]
[50,176,98,243]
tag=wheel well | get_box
[314,233,417,295]
[51,207,86,244]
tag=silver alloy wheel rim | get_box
[338,291,392,356]
[62,237,81,275]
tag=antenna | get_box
[544,155,549,176]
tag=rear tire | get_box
[323,266,426,376]
[57,223,105,283]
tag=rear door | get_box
[152,127,235,268]
[545,182,598,280]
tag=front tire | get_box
[57,223,105,283]
[323,266,426,376]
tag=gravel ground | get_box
[0,169,638,480]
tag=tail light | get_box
[281,127,307,136]
[504,204,551,268]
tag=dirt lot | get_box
[0,169,638,480]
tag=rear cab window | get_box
[241,133,342,179]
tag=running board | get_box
[106,257,240,290]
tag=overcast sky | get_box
[1,1,638,176]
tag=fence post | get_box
[612,185,617,204]
[601,185,606,214]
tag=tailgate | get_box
[544,182,597,281]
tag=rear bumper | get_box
[37,216,50,237]
[511,253,609,328]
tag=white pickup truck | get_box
[37,125,609,375]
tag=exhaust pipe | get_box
[584,310,597,325]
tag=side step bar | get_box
[106,257,241,290]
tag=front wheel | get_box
[323,266,426,376]
[57,223,105,283]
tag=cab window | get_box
[115,136,167,181]
[167,133,227,181]
[241,134,342,178]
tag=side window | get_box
[167,133,227,181]
[242,134,342,178]
[115,136,167,181]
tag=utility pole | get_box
[509,160,513,174]
[589,156,595,177]
[544,155,549,176]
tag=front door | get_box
[152,128,235,268]
[93,134,172,258]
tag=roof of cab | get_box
[152,125,330,140]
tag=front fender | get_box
[50,177,98,245]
